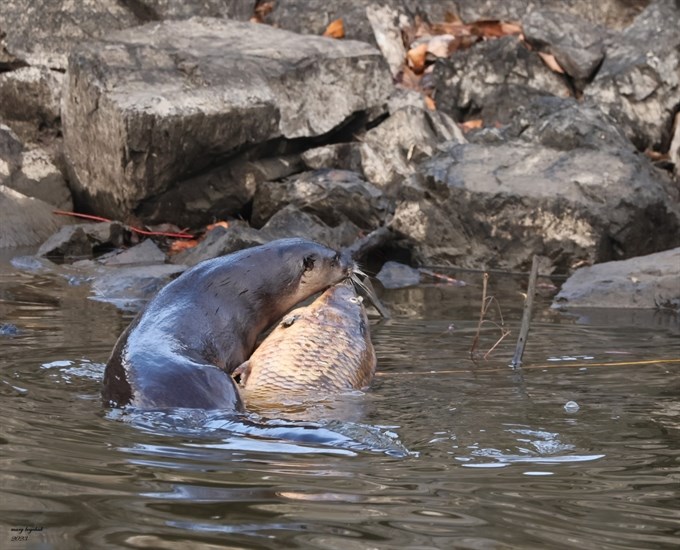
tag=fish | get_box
[236,281,376,399]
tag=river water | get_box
[1,250,679,549]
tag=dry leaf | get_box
[424,95,436,111]
[323,18,345,39]
[470,19,522,38]
[460,119,483,132]
[537,51,565,74]
[427,34,455,58]
[169,239,199,254]
[397,65,422,90]
[251,1,274,24]
[206,221,230,231]
[407,43,428,73]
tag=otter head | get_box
[260,239,353,316]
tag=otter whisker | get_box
[350,271,390,319]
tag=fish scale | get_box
[239,283,376,399]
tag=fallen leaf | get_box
[407,43,428,73]
[251,1,274,24]
[470,19,522,38]
[426,34,455,58]
[460,119,483,132]
[169,239,199,254]
[424,95,436,111]
[206,221,230,231]
[644,149,669,161]
[323,18,345,39]
[537,51,565,74]
[397,65,422,90]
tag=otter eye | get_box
[303,255,316,272]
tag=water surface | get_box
[1,253,679,549]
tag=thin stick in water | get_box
[511,255,540,368]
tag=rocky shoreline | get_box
[1,0,678,311]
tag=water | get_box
[1,251,679,549]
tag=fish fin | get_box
[233,361,251,385]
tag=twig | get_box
[53,210,195,239]
[510,255,540,368]
[470,272,489,358]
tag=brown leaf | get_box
[470,19,522,38]
[426,34,455,58]
[537,51,565,74]
[206,221,230,231]
[407,43,428,73]
[460,119,483,132]
[323,18,345,39]
[424,95,436,111]
[169,239,199,254]
[397,65,422,90]
[252,1,274,24]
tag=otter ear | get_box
[303,255,316,272]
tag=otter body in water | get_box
[238,282,376,400]
[102,239,352,410]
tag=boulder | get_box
[100,239,166,266]
[62,17,392,222]
[376,261,423,289]
[37,222,127,262]
[522,10,605,84]
[135,155,304,228]
[0,0,254,69]
[584,0,680,150]
[0,185,70,248]
[434,36,571,124]
[553,247,680,309]
[0,66,63,141]
[392,100,680,273]
[452,0,650,30]
[359,106,465,192]
[261,205,363,250]
[252,170,392,230]
[301,143,363,173]
[170,224,267,266]
[0,125,71,209]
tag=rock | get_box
[366,4,408,76]
[0,185,70,248]
[0,124,71,209]
[670,113,680,180]
[0,66,63,141]
[90,264,187,312]
[376,261,422,289]
[393,102,680,272]
[252,169,392,230]
[360,106,465,192]
[0,0,254,69]
[553,247,680,309]
[37,222,127,262]
[261,205,362,250]
[452,0,650,30]
[434,36,571,124]
[170,224,267,266]
[522,10,605,83]
[135,155,304,228]
[100,239,166,266]
[62,17,392,222]
[584,0,680,150]
[301,143,363,173]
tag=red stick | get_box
[52,210,195,239]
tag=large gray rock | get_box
[62,17,392,222]
[37,222,127,262]
[392,101,680,273]
[553,247,680,309]
[522,10,605,83]
[0,66,63,141]
[170,224,267,266]
[584,0,680,150]
[0,186,70,248]
[360,106,466,193]
[0,0,254,69]
[434,36,571,124]
[251,169,392,230]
